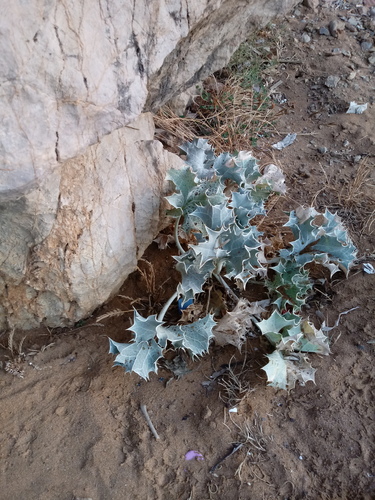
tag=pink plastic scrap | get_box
[185,450,204,461]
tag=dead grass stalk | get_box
[155,75,282,155]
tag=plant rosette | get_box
[109,139,357,390]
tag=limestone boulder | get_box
[0,0,299,329]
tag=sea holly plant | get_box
[109,139,357,389]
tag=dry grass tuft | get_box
[137,258,157,296]
[316,158,375,239]
[0,329,27,378]
[155,25,288,155]
[155,75,282,155]
[219,355,254,408]
[231,413,273,482]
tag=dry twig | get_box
[140,404,160,440]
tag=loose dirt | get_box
[1,2,374,499]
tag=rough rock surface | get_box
[0,0,298,329]
[1,114,183,329]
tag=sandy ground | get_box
[1,2,374,499]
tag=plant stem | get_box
[213,273,239,303]
[157,291,178,322]
[174,216,185,254]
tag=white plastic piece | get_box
[363,263,375,274]
[272,133,297,150]
[346,102,368,114]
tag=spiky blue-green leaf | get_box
[267,259,312,311]
[191,202,234,231]
[189,226,229,267]
[221,225,262,279]
[175,251,215,303]
[166,166,197,213]
[213,152,244,185]
[257,310,298,340]
[180,138,216,180]
[231,190,265,228]
[281,208,357,274]
[157,314,216,357]
[235,151,261,185]
[109,339,163,380]
[128,311,164,342]
[234,250,265,287]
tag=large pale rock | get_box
[0,114,183,329]
[0,0,298,329]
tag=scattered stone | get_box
[348,17,359,27]
[353,155,362,163]
[294,9,302,17]
[342,50,351,57]
[361,41,373,51]
[301,33,311,43]
[202,406,212,420]
[346,23,357,33]
[319,26,330,36]
[328,20,344,37]
[55,406,67,416]
[325,75,340,88]
[317,146,328,154]
[302,0,319,10]
[348,71,357,80]
[369,54,375,65]
[298,167,310,178]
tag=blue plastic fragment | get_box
[178,298,194,312]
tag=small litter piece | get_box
[272,133,297,150]
[229,407,238,413]
[363,263,375,274]
[185,450,204,461]
[346,102,368,114]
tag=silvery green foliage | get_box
[109,312,216,379]
[279,207,357,275]
[109,139,357,386]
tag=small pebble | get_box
[319,27,330,36]
[325,75,340,88]
[348,17,359,27]
[301,33,311,43]
[361,41,373,51]
[368,54,375,65]
[55,406,67,416]
[328,20,339,37]
[346,23,357,33]
[317,146,328,154]
[302,0,319,10]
